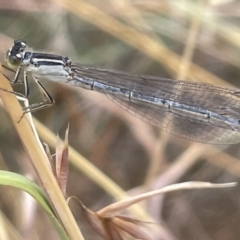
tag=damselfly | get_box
[2,40,240,144]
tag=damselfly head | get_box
[5,40,27,69]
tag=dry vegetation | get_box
[0,0,240,239]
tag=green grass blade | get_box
[0,170,69,240]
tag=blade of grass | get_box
[0,170,68,240]
[0,67,84,240]
[98,181,237,217]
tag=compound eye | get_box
[5,51,23,69]
[14,39,27,49]
[5,40,27,69]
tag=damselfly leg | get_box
[21,78,54,114]
[1,64,55,119]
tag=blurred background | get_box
[0,0,240,239]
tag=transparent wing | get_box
[71,64,240,144]
[107,93,240,144]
